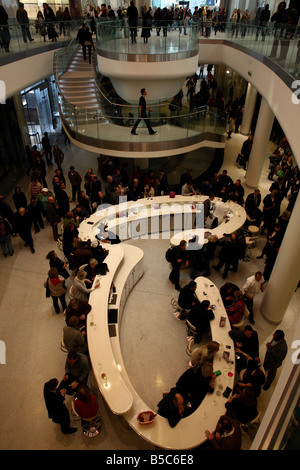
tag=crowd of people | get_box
[162,272,288,446]
[0,123,293,444]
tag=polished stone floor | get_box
[0,124,298,452]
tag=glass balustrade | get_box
[0,20,83,58]
[96,19,200,58]
[222,20,299,79]
[53,17,299,148]
[58,92,227,146]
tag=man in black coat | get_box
[239,135,253,170]
[229,325,260,373]
[169,240,188,291]
[43,378,77,434]
[213,233,240,279]
[56,182,70,218]
[245,189,261,216]
[157,387,193,428]
[188,300,215,342]
[13,207,35,253]
[178,281,198,310]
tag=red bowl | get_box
[137,411,157,425]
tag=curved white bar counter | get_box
[78,195,246,245]
[87,242,235,449]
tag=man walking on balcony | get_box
[131,88,156,136]
[16,3,34,43]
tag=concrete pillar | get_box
[261,192,300,323]
[240,83,258,136]
[245,97,274,188]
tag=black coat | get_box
[13,212,32,233]
[43,385,69,423]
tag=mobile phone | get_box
[87,221,94,225]
[222,386,232,398]
[212,304,216,309]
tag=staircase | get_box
[58,43,101,110]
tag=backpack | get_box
[165,246,176,262]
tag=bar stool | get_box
[71,398,102,437]
[248,225,259,246]
[171,294,188,320]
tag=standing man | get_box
[131,88,157,136]
[156,168,168,195]
[263,330,287,390]
[13,207,35,253]
[16,3,34,43]
[127,0,138,44]
[169,240,189,291]
[41,132,52,166]
[243,271,264,325]
[47,196,61,241]
[68,166,82,202]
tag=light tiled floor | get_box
[0,121,298,451]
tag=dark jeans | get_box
[244,295,254,323]
[169,262,181,289]
[71,185,81,201]
[131,115,155,134]
[21,25,32,43]
[33,214,44,233]
[52,294,67,314]
[43,149,52,165]
[82,44,92,63]
[19,230,34,248]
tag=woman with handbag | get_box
[45,267,67,314]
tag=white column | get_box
[261,192,300,323]
[245,97,274,188]
[240,83,258,136]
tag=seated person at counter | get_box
[225,388,258,424]
[72,239,94,270]
[74,385,99,426]
[235,361,265,398]
[58,350,90,396]
[229,325,260,373]
[225,290,245,326]
[72,204,90,223]
[220,282,239,309]
[187,300,215,343]
[175,364,216,412]
[96,224,121,244]
[157,388,193,428]
[65,298,91,329]
[178,281,198,310]
[90,239,109,263]
[84,257,108,281]
[181,180,196,196]
[205,415,242,450]
[191,341,220,374]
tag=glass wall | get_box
[21,76,60,148]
